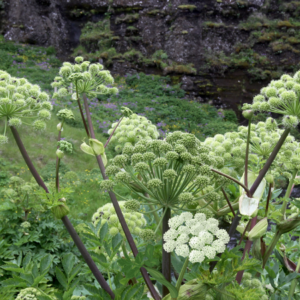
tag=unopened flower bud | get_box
[56,149,64,159]
[265,174,274,184]
[57,122,63,131]
[51,203,70,219]
[89,138,105,156]
[277,217,300,234]
[248,217,268,241]
[242,110,254,120]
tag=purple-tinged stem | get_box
[265,183,273,218]
[82,94,161,300]
[55,130,62,192]
[221,187,235,217]
[238,219,251,246]
[249,128,290,196]
[236,216,257,284]
[10,126,115,299]
[77,93,90,137]
[104,117,123,148]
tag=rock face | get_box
[2,0,300,111]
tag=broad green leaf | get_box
[0,201,16,211]
[56,267,68,289]
[1,277,27,288]
[145,267,178,298]
[62,253,75,277]
[68,264,82,283]
[63,287,75,300]
[100,223,108,243]
[17,253,22,267]
[84,284,100,294]
[37,296,54,300]
[19,273,34,285]
[23,253,32,269]
[90,253,110,268]
[40,254,53,274]
[1,265,27,274]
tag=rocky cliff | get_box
[2,0,300,112]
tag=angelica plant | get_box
[51,57,160,299]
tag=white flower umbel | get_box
[163,212,229,263]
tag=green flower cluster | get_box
[108,113,160,153]
[16,288,56,300]
[0,70,52,144]
[243,71,300,128]
[241,272,268,299]
[106,131,226,211]
[51,56,118,100]
[203,119,299,182]
[91,201,147,238]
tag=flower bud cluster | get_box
[242,71,300,128]
[241,273,268,299]
[0,71,52,143]
[108,113,160,153]
[109,131,224,208]
[91,201,148,238]
[163,212,229,263]
[16,288,44,300]
[51,57,118,100]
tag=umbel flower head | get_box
[91,201,148,238]
[51,57,118,100]
[108,113,160,153]
[16,288,44,300]
[0,71,52,143]
[163,212,229,263]
[242,70,300,128]
[107,131,228,212]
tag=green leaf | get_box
[40,254,53,274]
[112,233,123,252]
[63,287,75,300]
[84,283,100,294]
[62,253,75,277]
[122,284,144,300]
[90,253,110,268]
[0,201,16,211]
[23,253,32,269]
[145,267,178,298]
[56,267,68,289]
[1,278,27,288]
[37,296,54,300]
[68,264,82,283]
[1,265,27,274]
[17,253,22,267]
[100,223,108,243]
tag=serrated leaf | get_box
[68,264,82,283]
[19,273,34,285]
[84,283,100,294]
[32,263,39,278]
[104,241,111,257]
[112,233,123,252]
[40,254,53,275]
[63,287,75,300]
[90,253,110,268]
[62,253,75,277]
[1,277,27,288]
[145,267,178,298]
[122,284,144,300]
[0,265,27,274]
[56,267,68,289]
[17,253,22,267]
[100,223,108,243]
[37,296,54,300]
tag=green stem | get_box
[288,251,300,299]
[262,230,282,268]
[155,208,168,235]
[281,169,297,220]
[3,117,7,135]
[175,256,189,291]
[244,117,252,195]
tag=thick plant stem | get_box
[265,183,273,218]
[288,253,300,299]
[10,126,115,299]
[104,117,123,148]
[244,118,252,196]
[76,91,90,137]
[82,94,161,300]
[175,256,189,291]
[263,231,281,268]
[281,169,297,220]
[249,128,290,196]
[155,208,167,234]
[55,158,60,193]
[236,216,257,284]
[162,207,171,298]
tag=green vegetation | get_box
[115,13,139,24]
[177,5,197,11]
